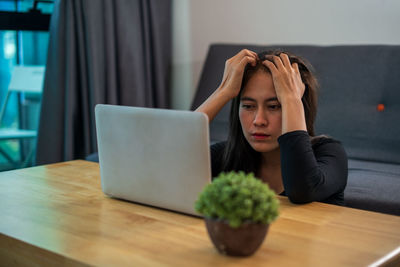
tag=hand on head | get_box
[196,49,310,125]
[218,49,258,99]
[219,50,306,104]
[262,53,306,104]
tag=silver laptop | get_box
[95,104,211,216]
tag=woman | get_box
[196,49,347,205]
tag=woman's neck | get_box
[260,148,281,168]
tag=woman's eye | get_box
[268,104,281,110]
[241,104,255,109]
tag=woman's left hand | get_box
[262,53,305,104]
[262,53,307,134]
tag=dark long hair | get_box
[222,50,319,174]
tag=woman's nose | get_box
[253,108,268,127]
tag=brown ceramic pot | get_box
[205,217,269,256]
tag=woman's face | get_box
[239,70,282,153]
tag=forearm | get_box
[278,131,348,204]
[279,131,320,203]
[281,97,307,134]
[195,88,233,122]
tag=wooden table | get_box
[1,160,399,266]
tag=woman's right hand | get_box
[218,49,258,98]
[195,49,257,122]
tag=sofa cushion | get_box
[345,159,400,215]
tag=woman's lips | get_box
[251,133,271,140]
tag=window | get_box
[0,0,53,171]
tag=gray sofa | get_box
[191,44,400,216]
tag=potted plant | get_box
[195,171,279,256]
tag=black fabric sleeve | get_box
[210,142,226,179]
[278,130,348,204]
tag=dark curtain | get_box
[36,0,171,165]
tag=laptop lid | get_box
[95,104,211,216]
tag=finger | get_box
[238,49,257,59]
[272,55,285,70]
[250,50,258,59]
[280,53,292,69]
[243,50,258,66]
[243,49,258,59]
[262,60,278,74]
[246,51,258,63]
[233,49,257,65]
[292,63,306,90]
[239,55,257,69]
[292,62,300,73]
[228,50,256,69]
[292,62,304,77]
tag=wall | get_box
[172,0,400,110]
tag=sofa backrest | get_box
[191,44,400,164]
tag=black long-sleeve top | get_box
[210,130,348,205]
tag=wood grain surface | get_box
[1,160,399,266]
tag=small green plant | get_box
[195,171,279,228]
